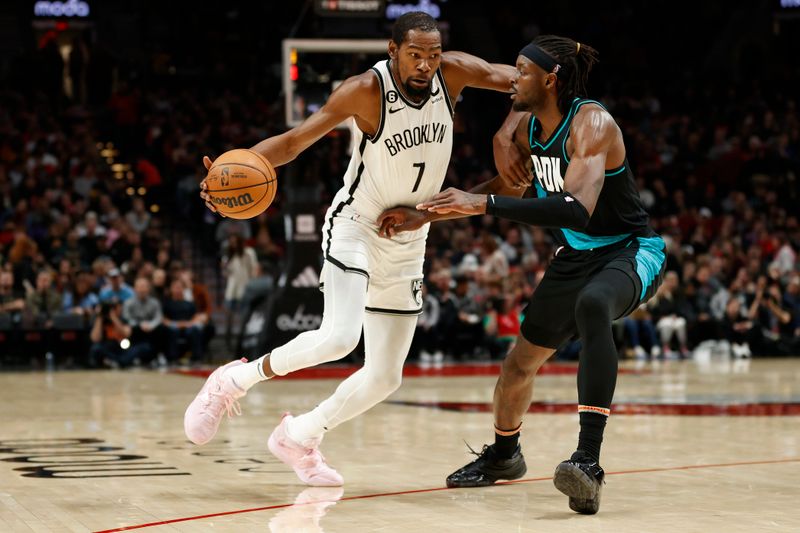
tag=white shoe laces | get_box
[206,389,242,418]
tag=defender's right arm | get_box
[378,113,532,237]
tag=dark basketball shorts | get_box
[521,235,666,349]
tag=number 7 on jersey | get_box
[412,162,425,193]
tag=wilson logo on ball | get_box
[212,193,254,208]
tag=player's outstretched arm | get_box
[377,174,526,237]
[200,73,377,215]
[418,105,618,229]
[378,113,532,237]
[440,52,529,187]
[249,73,376,167]
[441,51,516,94]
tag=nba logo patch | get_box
[411,279,423,306]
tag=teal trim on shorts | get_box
[634,236,666,300]
[560,229,631,250]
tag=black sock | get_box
[576,412,607,461]
[493,424,521,459]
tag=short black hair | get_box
[391,11,439,46]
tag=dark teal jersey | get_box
[527,97,651,250]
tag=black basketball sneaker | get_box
[552,451,605,514]
[446,444,527,488]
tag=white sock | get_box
[226,355,270,391]
[286,410,328,445]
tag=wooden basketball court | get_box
[1,357,798,532]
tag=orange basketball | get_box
[204,149,277,219]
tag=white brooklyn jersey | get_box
[328,59,454,236]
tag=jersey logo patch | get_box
[387,90,399,103]
[388,106,406,114]
[411,279,423,306]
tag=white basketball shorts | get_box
[320,212,425,315]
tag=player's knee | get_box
[324,330,361,359]
[365,371,403,398]
[575,288,612,324]
[502,351,538,382]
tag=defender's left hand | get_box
[416,188,488,215]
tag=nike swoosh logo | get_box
[388,106,406,114]
[431,86,440,96]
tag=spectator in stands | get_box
[122,277,163,363]
[99,268,134,303]
[76,211,106,239]
[125,197,151,234]
[687,263,723,344]
[222,233,258,348]
[748,277,794,355]
[0,269,24,319]
[163,278,204,363]
[623,303,659,360]
[649,271,691,358]
[25,269,62,321]
[484,295,520,360]
[477,233,509,284]
[8,229,38,287]
[784,276,800,338]
[450,275,486,360]
[722,297,757,358]
[178,267,215,348]
[88,300,145,368]
[151,267,168,301]
[62,270,99,317]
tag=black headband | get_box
[519,43,561,74]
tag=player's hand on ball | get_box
[377,207,428,238]
[416,188,488,216]
[199,156,226,217]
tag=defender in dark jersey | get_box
[380,35,665,514]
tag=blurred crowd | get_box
[412,86,799,363]
[0,88,222,368]
[1,43,799,368]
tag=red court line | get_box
[172,362,645,380]
[94,456,800,532]
[389,400,800,416]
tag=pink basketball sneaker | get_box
[268,413,344,487]
[184,358,247,445]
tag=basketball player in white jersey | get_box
[185,12,521,486]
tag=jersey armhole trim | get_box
[562,99,622,172]
[562,132,627,176]
[367,67,386,144]
[528,114,536,149]
[435,68,455,118]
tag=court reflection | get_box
[268,486,344,532]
